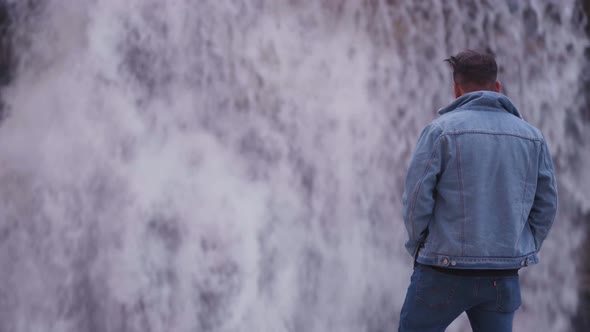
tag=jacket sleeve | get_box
[402,124,443,257]
[527,139,558,252]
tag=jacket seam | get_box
[540,141,558,241]
[455,138,466,256]
[408,134,443,241]
[515,143,534,250]
[442,130,542,141]
[419,251,536,259]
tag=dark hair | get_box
[445,50,497,88]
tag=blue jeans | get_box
[399,264,522,332]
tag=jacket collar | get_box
[438,91,523,119]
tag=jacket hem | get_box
[416,250,539,269]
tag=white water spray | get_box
[0,1,588,331]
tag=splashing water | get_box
[0,1,588,331]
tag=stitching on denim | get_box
[430,123,444,132]
[429,257,521,262]
[420,251,536,260]
[455,138,466,256]
[408,135,442,241]
[442,130,543,141]
[541,141,558,236]
[515,143,534,250]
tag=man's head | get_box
[445,50,501,98]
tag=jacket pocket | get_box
[495,276,522,312]
[415,265,460,308]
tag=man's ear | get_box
[494,81,501,93]
[454,83,463,99]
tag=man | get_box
[398,50,558,332]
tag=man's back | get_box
[399,49,558,332]
[405,91,557,269]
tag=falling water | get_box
[0,1,588,331]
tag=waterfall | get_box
[0,1,588,331]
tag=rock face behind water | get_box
[0,1,588,332]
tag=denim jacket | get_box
[402,91,558,269]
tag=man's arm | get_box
[527,139,558,252]
[402,124,443,258]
